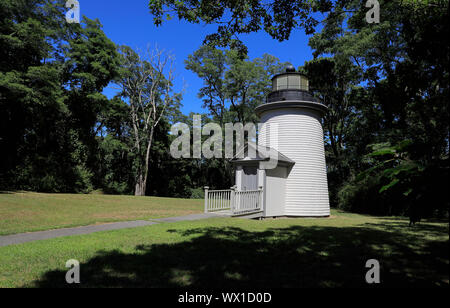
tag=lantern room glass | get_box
[272,74,309,91]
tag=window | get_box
[242,166,258,190]
[272,74,309,91]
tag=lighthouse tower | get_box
[256,66,330,217]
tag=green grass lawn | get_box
[0,209,448,287]
[0,191,203,235]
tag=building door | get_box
[242,166,258,190]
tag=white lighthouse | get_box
[228,66,330,217]
[205,66,330,218]
[255,66,330,217]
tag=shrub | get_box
[73,165,93,194]
[190,187,205,199]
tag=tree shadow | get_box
[30,223,448,288]
[373,216,449,223]
[368,217,449,238]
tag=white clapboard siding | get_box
[259,108,330,216]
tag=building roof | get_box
[230,142,295,166]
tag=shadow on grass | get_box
[367,218,449,238]
[31,222,448,288]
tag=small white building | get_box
[204,66,330,218]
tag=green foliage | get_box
[185,46,288,126]
[95,96,134,194]
[189,187,205,199]
[0,1,120,193]
[311,1,449,218]
[73,165,94,194]
[338,176,385,214]
[339,140,449,217]
[149,0,328,54]
[1,0,448,222]
[182,46,290,193]
[150,0,449,218]
[98,135,131,194]
[115,44,183,196]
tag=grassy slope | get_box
[0,210,448,288]
[0,192,203,235]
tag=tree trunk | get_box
[135,172,145,196]
[141,126,155,197]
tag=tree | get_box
[96,96,134,194]
[185,46,228,126]
[117,45,181,196]
[149,0,332,54]
[224,52,278,124]
[185,46,289,191]
[0,0,120,193]
[311,0,449,216]
[300,57,363,206]
[63,17,121,191]
[152,0,449,218]
[185,46,288,124]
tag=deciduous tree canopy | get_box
[149,0,449,218]
[0,0,447,220]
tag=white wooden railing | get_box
[233,189,263,214]
[204,186,263,215]
[204,188,232,212]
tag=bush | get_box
[103,179,130,195]
[35,174,60,193]
[73,165,93,194]
[189,187,205,199]
[337,175,392,215]
[337,161,450,218]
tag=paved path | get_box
[0,213,224,247]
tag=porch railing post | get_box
[230,185,236,214]
[258,186,263,212]
[204,186,209,213]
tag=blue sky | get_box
[79,0,318,114]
